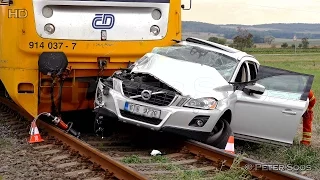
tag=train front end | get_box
[0,0,182,117]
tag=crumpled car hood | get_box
[130,53,230,100]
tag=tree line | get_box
[183,21,320,40]
[207,27,311,50]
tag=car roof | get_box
[176,37,256,61]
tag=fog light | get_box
[42,6,53,18]
[196,120,204,127]
[44,23,55,34]
[150,25,160,36]
[151,9,161,20]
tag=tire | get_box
[205,119,233,149]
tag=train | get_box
[0,0,191,118]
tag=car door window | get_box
[248,62,257,80]
[256,65,314,101]
[235,63,248,83]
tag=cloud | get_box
[181,0,320,24]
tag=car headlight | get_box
[184,97,217,110]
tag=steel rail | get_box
[184,140,313,180]
[0,97,149,180]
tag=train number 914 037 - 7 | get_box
[28,42,77,50]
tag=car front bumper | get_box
[94,78,222,140]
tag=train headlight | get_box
[152,9,161,20]
[150,25,160,36]
[42,6,53,18]
[44,23,55,34]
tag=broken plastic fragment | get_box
[150,150,162,156]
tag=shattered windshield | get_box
[151,45,238,81]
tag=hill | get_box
[182,21,320,39]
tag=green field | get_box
[182,32,320,48]
[245,48,320,54]
[237,53,320,179]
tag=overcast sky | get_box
[181,0,320,25]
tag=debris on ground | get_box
[150,150,162,156]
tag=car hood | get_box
[130,53,230,100]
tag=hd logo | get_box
[92,14,115,29]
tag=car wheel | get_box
[205,119,232,149]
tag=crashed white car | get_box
[94,37,314,148]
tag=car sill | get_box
[234,133,292,147]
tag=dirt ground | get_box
[0,123,69,180]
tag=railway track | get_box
[0,96,313,180]
[0,107,108,180]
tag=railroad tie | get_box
[83,177,104,180]
[86,140,131,146]
[128,159,197,167]
[113,152,185,161]
[56,162,80,169]
[40,149,61,155]
[64,169,92,177]
[49,155,70,162]
[142,166,217,175]
[33,144,55,150]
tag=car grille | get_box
[121,80,176,106]
[120,110,162,125]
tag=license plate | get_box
[124,102,161,119]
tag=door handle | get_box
[282,109,297,115]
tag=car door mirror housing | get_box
[243,83,265,95]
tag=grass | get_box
[182,32,320,47]
[156,164,207,180]
[156,155,254,180]
[121,155,143,164]
[175,170,206,180]
[211,155,253,180]
[237,141,320,171]
[121,155,170,164]
[244,48,320,54]
[150,155,169,163]
[285,145,320,168]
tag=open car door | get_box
[231,65,314,146]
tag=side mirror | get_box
[243,83,265,95]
